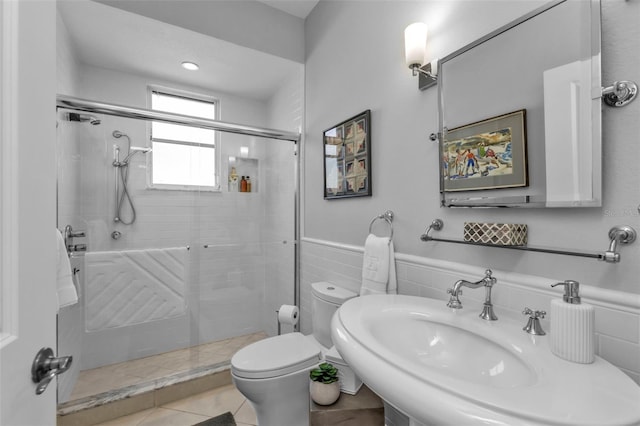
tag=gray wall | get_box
[303,0,640,295]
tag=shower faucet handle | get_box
[64,224,86,239]
[63,225,86,255]
[69,230,86,238]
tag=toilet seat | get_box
[231,332,322,380]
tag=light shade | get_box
[404,23,428,68]
[181,61,200,71]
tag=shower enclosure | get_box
[56,96,300,405]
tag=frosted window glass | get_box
[150,90,217,188]
[151,92,216,145]
[152,142,216,187]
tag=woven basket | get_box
[464,222,528,246]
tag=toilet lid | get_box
[231,332,322,379]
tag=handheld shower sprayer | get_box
[111,130,151,226]
[111,131,152,165]
[121,146,152,164]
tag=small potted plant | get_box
[309,362,341,405]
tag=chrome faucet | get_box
[446,269,498,320]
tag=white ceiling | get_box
[58,0,303,101]
[256,0,320,19]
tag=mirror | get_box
[439,0,601,208]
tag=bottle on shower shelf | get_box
[229,166,238,192]
[240,176,247,192]
[246,176,252,192]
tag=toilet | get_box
[231,282,358,426]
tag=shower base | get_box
[57,332,266,425]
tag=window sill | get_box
[147,183,221,193]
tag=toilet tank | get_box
[311,282,358,349]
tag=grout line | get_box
[233,399,248,416]
[133,408,155,426]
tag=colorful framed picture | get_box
[442,109,528,192]
[323,110,371,199]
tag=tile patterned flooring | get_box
[93,384,256,426]
[65,332,266,426]
[69,332,267,401]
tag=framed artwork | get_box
[442,109,528,192]
[323,110,371,199]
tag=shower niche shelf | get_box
[228,157,259,193]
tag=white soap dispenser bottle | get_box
[550,280,595,364]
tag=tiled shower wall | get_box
[300,238,640,385]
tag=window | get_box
[150,89,218,189]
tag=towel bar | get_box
[420,219,636,263]
[369,210,394,240]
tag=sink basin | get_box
[369,311,536,388]
[332,294,640,426]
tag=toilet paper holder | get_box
[276,305,299,335]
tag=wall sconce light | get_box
[404,22,437,91]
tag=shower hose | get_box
[114,132,137,225]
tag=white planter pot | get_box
[310,380,341,406]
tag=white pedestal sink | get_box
[331,294,640,425]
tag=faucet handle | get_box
[483,269,497,286]
[522,307,546,319]
[446,288,463,309]
[522,308,546,335]
[446,288,462,298]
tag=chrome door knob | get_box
[31,347,73,395]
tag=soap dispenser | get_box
[550,280,595,364]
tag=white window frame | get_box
[147,85,221,192]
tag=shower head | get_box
[67,112,101,125]
[112,130,127,139]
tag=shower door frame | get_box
[56,94,303,328]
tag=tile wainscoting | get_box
[300,238,640,384]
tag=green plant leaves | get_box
[309,362,339,384]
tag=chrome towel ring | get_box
[368,210,394,240]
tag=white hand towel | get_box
[387,239,397,294]
[56,229,78,312]
[360,234,397,296]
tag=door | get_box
[1,1,58,425]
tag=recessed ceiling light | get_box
[181,61,199,71]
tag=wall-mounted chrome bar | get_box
[420,219,636,263]
[57,95,301,142]
[67,245,190,257]
[203,241,291,249]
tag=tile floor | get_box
[69,332,267,401]
[93,384,256,426]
